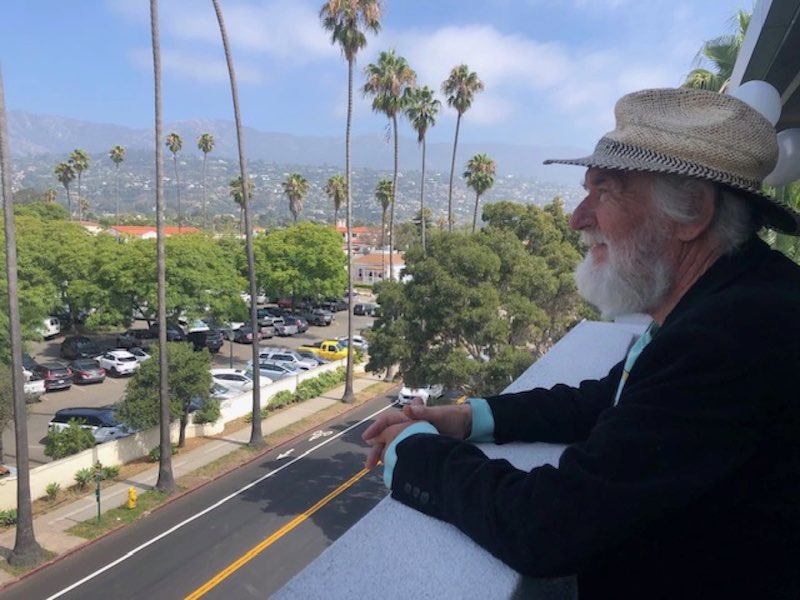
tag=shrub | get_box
[45,482,61,501]
[147,444,178,462]
[101,465,120,480]
[0,509,17,526]
[74,467,94,489]
[193,398,221,424]
[269,390,294,410]
[44,420,96,460]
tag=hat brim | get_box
[544,154,800,235]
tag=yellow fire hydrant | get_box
[128,486,137,510]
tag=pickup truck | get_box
[297,340,348,361]
[24,376,46,403]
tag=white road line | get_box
[46,403,393,600]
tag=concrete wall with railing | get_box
[0,359,348,510]
[275,318,649,600]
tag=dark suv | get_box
[187,329,224,353]
[148,322,187,342]
[60,336,101,360]
[33,362,73,391]
[116,328,156,349]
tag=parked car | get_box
[187,329,225,353]
[396,383,444,406]
[116,328,156,349]
[206,320,244,341]
[294,309,327,327]
[245,360,303,381]
[271,317,298,337]
[354,302,379,316]
[296,349,331,364]
[125,346,151,363]
[148,322,187,342]
[284,315,309,333]
[233,324,262,344]
[318,298,347,312]
[22,353,40,380]
[210,368,256,392]
[48,407,133,444]
[23,374,45,403]
[32,362,73,391]
[37,316,61,339]
[258,348,318,370]
[98,350,140,377]
[68,358,106,384]
[336,335,369,352]
[60,335,101,360]
[188,382,238,412]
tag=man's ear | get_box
[676,183,716,242]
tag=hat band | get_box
[593,137,764,194]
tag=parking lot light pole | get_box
[94,461,102,522]
[229,339,234,368]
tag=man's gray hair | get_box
[651,174,758,254]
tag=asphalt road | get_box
[5,308,376,466]
[2,393,398,600]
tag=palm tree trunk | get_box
[151,0,176,494]
[115,165,120,225]
[420,138,427,254]
[66,187,72,220]
[472,192,480,233]
[447,114,462,232]
[202,153,208,228]
[0,65,43,567]
[173,155,181,232]
[341,56,356,403]
[77,174,82,222]
[213,0,267,443]
[389,113,399,281]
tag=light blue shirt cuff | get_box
[383,421,438,489]
[466,398,495,442]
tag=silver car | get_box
[258,349,318,370]
[246,360,302,381]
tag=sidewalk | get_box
[0,372,386,586]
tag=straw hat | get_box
[544,87,800,234]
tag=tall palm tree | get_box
[69,148,90,222]
[54,161,75,219]
[464,153,496,233]
[165,132,183,231]
[0,66,43,568]
[109,145,125,224]
[442,64,484,231]
[44,188,57,203]
[362,50,416,280]
[283,173,309,223]
[197,133,215,228]
[404,85,440,253]
[324,173,347,225]
[320,0,382,404]
[375,177,392,276]
[683,9,750,91]
[213,0,266,447]
[229,175,253,234]
[150,0,175,493]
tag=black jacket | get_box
[391,238,800,599]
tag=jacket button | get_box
[420,491,429,504]
[412,486,420,499]
[403,483,412,495]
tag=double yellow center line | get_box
[185,467,371,599]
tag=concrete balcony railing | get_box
[275,317,649,600]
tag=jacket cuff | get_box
[383,421,438,488]
[466,398,495,442]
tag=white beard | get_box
[575,218,674,319]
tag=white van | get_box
[38,316,61,339]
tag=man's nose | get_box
[569,195,595,231]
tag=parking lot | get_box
[6,307,376,466]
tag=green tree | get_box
[0,67,43,565]
[362,49,416,278]
[282,173,309,223]
[254,223,347,302]
[54,161,76,219]
[109,145,126,225]
[324,173,347,224]
[683,9,750,91]
[165,132,183,230]
[405,85,440,253]
[375,178,392,250]
[320,0,382,404]
[43,420,96,460]
[442,64,484,231]
[463,153,496,233]
[117,343,212,448]
[229,176,254,233]
[197,133,215,227]
[14,201,68,221]
[69,149,90,223]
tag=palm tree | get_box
[375,178,393,276]
[213,0,266,447]
[320,0,382,404]
[229,175,254,233]
[324,173,347,225]
[363,50,417,280]
[197,133,215,227]
[683,9,750,91]
[442,64,484,231]
[69,148,89,222]
[109,145,125,224]
[165,132,183,231]
[54,161,75,218]
[150,0,175,493]
[0,66,43,568]
[44,188,57,203]
[282,173,309,223]
[404,85,440,253]
[464,153,496,233]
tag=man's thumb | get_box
[404,404,426,419]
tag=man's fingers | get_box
[362,411,409,441]
[365,442,385,470]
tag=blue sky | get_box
[0,0,750,151]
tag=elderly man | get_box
[363,88,800,599]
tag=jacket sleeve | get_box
[390,320,769,577]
